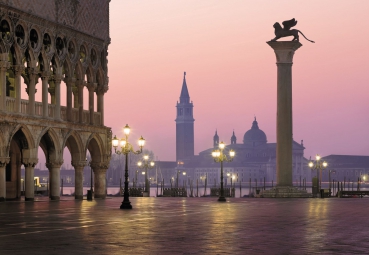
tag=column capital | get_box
[40,71,51,80]
[22,158,38,167]
[64,77,76,85]
[76,80,86,89]
[0,60,10,71]
[52,75,63,84]
[46,160,64,169]
[12,65,25,75]
[72,161,87,169]
[96,85,109,95]
[267,41,302,64]
[0,157,10,167]
[25,67,38,76]
[86,82,97,92]
[90,162,109,172]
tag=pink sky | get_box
[104,1,369,162]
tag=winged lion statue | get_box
[270,18,315,43]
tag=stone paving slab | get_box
[0,197,369,254]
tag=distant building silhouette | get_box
[176,72,195,162]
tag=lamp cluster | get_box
[211,141,235,162]
[308,154,328,169]
[112,124,145,155]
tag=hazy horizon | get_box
[32,0,369,166]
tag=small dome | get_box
[243,118,267,146]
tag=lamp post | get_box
[211,141,235,202]
[112,124,145,209]
[308,154,328,198]
[137,155,155,197]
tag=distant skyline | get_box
[104,0,369,161]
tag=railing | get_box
[48,104,55,118]
[94,112,101,125]
[20,99,28,114]
[5,96,103,126]
[83,110,89,123]
[35,102,42,116]
[6,97,15,112]
[60,106,67,121]
[72,108,79,122]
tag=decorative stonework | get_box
[0,0,110,41]
[0,0,111,201]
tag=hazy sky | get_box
[104,0,369,162]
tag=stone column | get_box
[97,86,108,126]
[26,68,38,116]
[91,163,108,199]
[0,56,9,112]
[41,72,50,118]
[77,81,84,123]
[72,161,86,199]
[54,76,62,120]
[23,159,38,201]
[65,78,75,121]
[72,86,79,109]
[13,66,24,113]
[267,41,302,187]
[46,161,62,200]
[87,83,97,125]
[0,158,10,201]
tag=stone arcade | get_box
[0,0,111,201]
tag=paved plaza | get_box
[0,197,368,254]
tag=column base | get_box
[75,195,83,200]
[260,186,312,198]
[25,197,34,201]
[50,196,60,200]
[94,194,106,199]
[120,201,132,209]
[0,197,5,202]
[218,196,226,202]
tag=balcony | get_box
[5,97,101,125]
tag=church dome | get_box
[243,118,267,146]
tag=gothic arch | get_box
[96,68,104,83]
[86,133,104,163]
[73,61,84,82]
[9,44,22,65]
[24,48,37,68]
[37,51,49,73]
[8,124,35,150]
[63,130,84,163]
[85,65,94,83]
[37,127,61,163]
[62,57,72,78]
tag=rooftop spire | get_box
[180,71,190,102]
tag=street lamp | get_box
[211,141,235,202]
[112,124,145,209]
[308,154,328,198]
[137,155,155,196]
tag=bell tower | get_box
[176,72,194,162]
